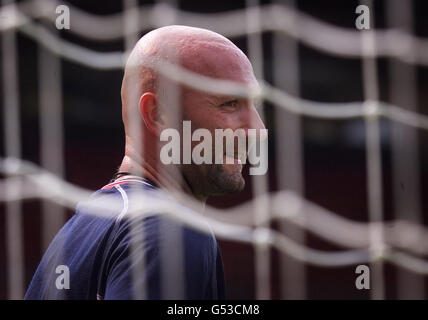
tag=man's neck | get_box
[118,149,207,212]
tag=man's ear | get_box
[139,92,166,135]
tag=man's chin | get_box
[208,165,246,196]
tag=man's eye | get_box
[220,100,238,107]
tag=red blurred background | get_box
[1,0,428,299]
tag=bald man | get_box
[25,26,265,300]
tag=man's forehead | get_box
[131,26,258,95]
[179,39,256,85]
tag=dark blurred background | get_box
[1,0,428,299]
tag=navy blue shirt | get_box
[25,178,226,300]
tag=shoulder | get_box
[91,179,218,263]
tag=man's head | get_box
[121,25,265,200]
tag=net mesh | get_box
[1,0,428,299]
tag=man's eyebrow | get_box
[201,94,230,102]
[216,95,242,102]
[202,94,245,106]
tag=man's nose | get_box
[244,105,266,135]
[252,107,266,131]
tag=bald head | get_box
[121,25,254,122]
[120,25,264,199]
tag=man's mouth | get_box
[224,151,247,165]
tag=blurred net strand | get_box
[360,0,384,300]
[2,160,428,255]
[2,7,428,132]
[1,0,428,299]
[246,0,271,300]
[36,0,67,299]
[2,157,428,276]
[273,0,306,300]
[2,6,428,131]
[122,0,148,300]
[388,0,424,299]
[2,0,428,67]
[3,165,428,257]
[1,0,24,300]
[150,0,186,300]
[37,0,66,254]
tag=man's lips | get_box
[223,154,244,165]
